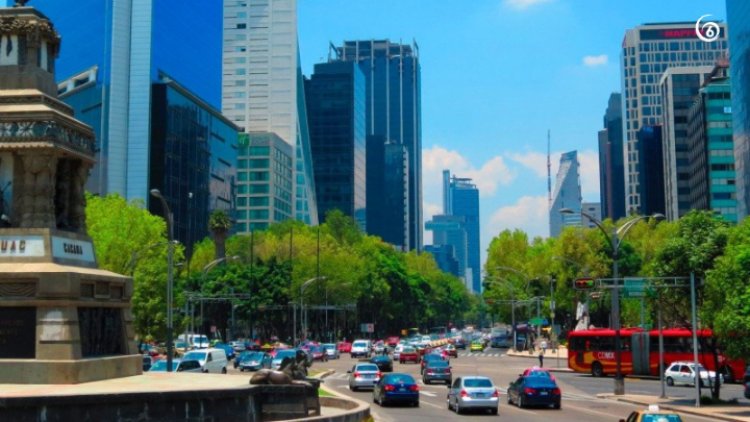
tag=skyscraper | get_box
[549,151,582,237]
[31,0,223,202]
[727,0,750,220]
[305,61,367,228]
[425,215,469,289]
[637,125,666,216]
[329,40,422,251]
[598,93,626,221]
[659,66,713,220]
[444,172,480,293]
[222,0,318,231]
[620,22,727,214]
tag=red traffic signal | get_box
[574,278,596,290]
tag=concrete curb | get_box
[313,370,335,380]
[597,394,748,422]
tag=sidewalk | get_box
[598,393,750,422]
[505,346,572,372]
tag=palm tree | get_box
[208,209,232,260]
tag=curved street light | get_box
[559,208,664,395]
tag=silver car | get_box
[348,363,381,391]
[322,343,340,359]
[447,376,499,415]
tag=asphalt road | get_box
[303,350,729,422]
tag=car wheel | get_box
[517,395,524,408]
[554,402,561,410]
[666,377,674,386]
[240,368,244,372]
[507,393,513,404]
[455,402,462,414]
[414,400,419,407]
[592,361,604,377]
[222,367,227,374]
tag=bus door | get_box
[631,332,650,375]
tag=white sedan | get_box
[665,361,723,387]
[392,344,405,360]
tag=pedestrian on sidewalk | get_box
[538,348,544,368]
[541,339,548,355]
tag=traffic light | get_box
[574,277,596,290]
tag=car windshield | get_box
[427,361,449,368]
[527,370,551,377]
[353,342,368,347]
[424,354,441,360]
[322,344,335,350]
[464,378,492,387]
[641,415,683,422]
[357,364,378,372]
[384,374,415,384]
[402,347,415,353]
[183,352,206,361]
[524,376,557,387]
[244,352,264,360]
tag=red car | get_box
[399,346,420,364]
[337,341,352,353]
[386,336,400,347]
[444,344,458,358]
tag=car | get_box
[182,348,228,374]
[491,334,512,348]
[386,336,400,347]
[148,358,181,372]
[470,341,485,352]
[454,338,467,349]
[140,343,160,357]
[373,341,387,355]
[422,360,452,385]
[142,355,153,371]
[348,363,382,391]
[665,362,723,387]
[444,344,458,358]
[212,342,235,361]
[399,346,420,364]
[370,355,394,372]
[372,373,419,407]
[337,341,352,353]
[392,344,405,360]
[238,351,272,372]
[175,359,204,373]
[322,343,340,359]
[231,341,248,353]
[174,341,191,353]
[309,345,328,362]
[351,340,372,358]
[234,351,250,369]
[447,376,499,415]
[522,366,556,381]
[619,405,683,422]
[420,353,444,374]
[507,374,561,409]
[272,349,301,370]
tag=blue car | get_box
[373,373,419,407]
[213,342,235,360]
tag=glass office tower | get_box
[598,93,626,221]
[305,61,367,229]
[549,151,582,237]
[637,126,666,215]
[727,0,750,220]
[620,22,727,214]
[443,172,480,293]
[330,40,422,251]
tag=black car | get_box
[238,351,272,372]
[370,355,394,372]
[420,353,444,374]
[507,375,561,409]
[454,339,467,350]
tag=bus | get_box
[567,328,745,382]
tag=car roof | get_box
[462,376,490,380]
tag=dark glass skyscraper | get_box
[637,125,666,215]
[305,61,367,228]
[598,93,625,221]
[330,40,422,251]
[446,174,480,293]
[727,0,750,220]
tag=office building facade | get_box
[549,151,582,237]
[425,215,469,288]
[659,66,713,220]
[305,61,367,228]
[687,64,737,222]
[222,0,318,230]
[581,202,602,229]
[35,0,223,202]
[620,22,727,214]
[636,125,666,215]
[149,74,239,253]
[330,40,422,251]
[424,244,459,279]
[598,93,626,221]
[443,171,480,293]
[727,0,750,220]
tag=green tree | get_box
[208,209,232,260]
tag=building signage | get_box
[51,236,95,264]
[0,235,44,257]
[640,27,725,41]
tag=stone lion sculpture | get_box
[250,349,311,386]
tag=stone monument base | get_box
[0,355,141,384]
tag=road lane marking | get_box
[420,391,436,397]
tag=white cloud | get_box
[503,0,553,10]
[489,196,550,239]
[583,55,608,67]
[422,146,515,200]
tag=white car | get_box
[351,340,372,358]
[665,362,723,387]
[392,344,405,360]
[182,348,228,374]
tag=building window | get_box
[237,23,246,29]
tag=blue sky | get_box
[299,0,727,265]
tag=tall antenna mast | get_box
[547,129,552,207]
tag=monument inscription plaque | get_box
[0,307,35,358]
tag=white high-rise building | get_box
[222,0,317,230]
[620,22,727,215]
[549,151,582,237]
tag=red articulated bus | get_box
[567,328,745,383]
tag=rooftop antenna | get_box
[547,129,552,208]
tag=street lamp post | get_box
[300,276,327,341]
[560,208,664,395]
[150,189,175,372]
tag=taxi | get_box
[470,341,485,352]
[619,405,683,422]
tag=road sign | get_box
[360,323,374,333]
[529,317,547,326]
[210,325,217,333]
[624,278,647,298]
